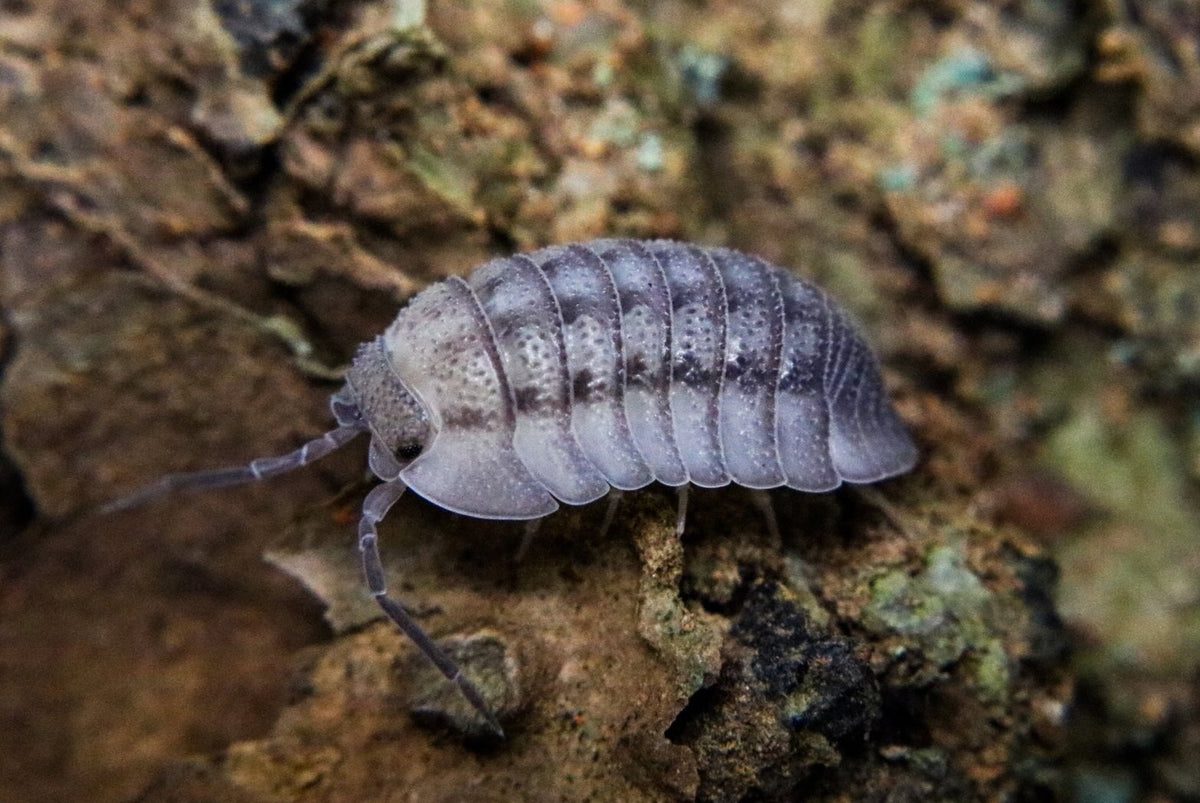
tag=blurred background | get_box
[0,0,1197,800]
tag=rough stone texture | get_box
[1,0,1196,802]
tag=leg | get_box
[852,485,909,536]
[514,518,542,564]
[357,481,504,739]
[598,490,623,540]
[101,424,364,513]
[675,485,689,538]
[749,489,781,545]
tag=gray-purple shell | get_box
[345,238,917,519]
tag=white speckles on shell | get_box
[775,273,838,491]
[535,244,652,491]
[825,313,916,482]
[618,305,664,375]
[383,277,556,518]
[468,256,609,506]
[649,241,729,488]
[365,239,916,518]
[595,239,686,486]
[563,314,611,394]
[511,325,557,393]
[711,248,785,488]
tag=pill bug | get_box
[105,238,918,737]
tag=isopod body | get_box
[348,238,916,516]
[109,238,917,736]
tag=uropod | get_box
[105,238,918,737]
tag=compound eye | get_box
[332,398,362,426]
[396,442,423,461]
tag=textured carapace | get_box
[105,238,917,738]
[349,238,916,515]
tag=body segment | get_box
[710,247,786,489]
[380,275,556,518]
[467,255,609,506]
[536,245,651,491]
[652,242,730,488]
[596,239,687,486]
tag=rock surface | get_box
[1,0,1196,801]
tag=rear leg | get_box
[598,489,624,540]
[514,518,542,564]
[517,487,626,564]
[852,485,913,537]
[357,481,505,739]
[748,489,782,545]
[675,485,690,538]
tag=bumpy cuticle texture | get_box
[361,238,917,518]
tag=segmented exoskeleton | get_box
[106,239,918,737]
